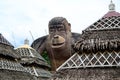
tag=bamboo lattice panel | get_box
[57,51,120,71]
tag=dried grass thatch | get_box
[16,46,50,68]
[74,16,120,53]
[0,33,20,59]
[24,66,52,78]
[0,58,27,72]
[51,67,120,80]
[0,44,19,59]
[0,34,13,47]
[16,44,52,79]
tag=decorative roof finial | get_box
[109,0,115,11]
[24,39,29,45]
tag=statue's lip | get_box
[52,42,65,48]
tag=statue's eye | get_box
[49,27,55,32]
[57,26,65,31]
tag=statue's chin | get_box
[51,42,65,48]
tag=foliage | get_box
[41,51,51,65]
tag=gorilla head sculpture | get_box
[48,17,71,49]
[31,17,80,71]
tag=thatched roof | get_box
[16,42,52,78]
[16,44,45,60]
[51,51,120,79]
[16,44,50,68]
[85,16,120,31]
[0,34,30,74]
[0,34,13,47]
[51,67,120,80]
[0,58,28,72]
[24,66,52,78]
[0,34,19,59]
[75,12,120,53]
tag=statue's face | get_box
[48,19,71,49]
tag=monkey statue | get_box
[31,17,81,71]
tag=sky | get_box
[0,0,120,47]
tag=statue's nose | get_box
[54,35,59,39]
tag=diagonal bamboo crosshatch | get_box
[0,58,27,72]
[85,16,120,31]
[57,51,120,71]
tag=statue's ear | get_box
[68,23,71,26]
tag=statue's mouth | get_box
[51,35,65,48]
[52,42,65,48]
